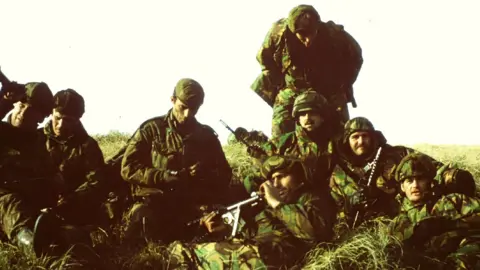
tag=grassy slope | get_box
[2,131,479,269]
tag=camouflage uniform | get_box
[121,78,233,243]
[0,82,58,254]
[251,5,363,138]
[43,89,108,227]
[329,117,476,228]
[167,156,336,269]
[245,91,342,194]
[390,153,480,269]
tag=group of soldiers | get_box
[0,3,479,270]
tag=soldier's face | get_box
[349,131,372,156]
[298,111,323,132]
[270,171,302,203]
[10,101,43,129]
[295,30,318,47]
[171,97,199,125]
[401,177,430,204]
[51,109,79,137]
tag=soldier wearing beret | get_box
[120,78,233,244]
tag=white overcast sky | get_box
[1,0,479,145]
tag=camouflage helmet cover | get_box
[22,82,54,118]
[261,155,307,181]
[395,153,437,183]
[287,5,321,34]
[53,89,85,118]
[292,90,328,118]
[342,116,375,142]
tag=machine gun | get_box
[187,191,263,240]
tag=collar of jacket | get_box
[43,119,88,146]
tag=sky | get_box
[0,0,479,145]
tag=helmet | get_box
[292,90,328,118]
[395,153,437,183]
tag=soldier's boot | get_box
[15,227,36,259]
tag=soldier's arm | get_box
[251,20,286,106]
[271,192,335,242]
[0,121,38,150]
[331,24,363,85]
[121,126,174,188]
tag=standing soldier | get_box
[251,4,363,139]
[120,78,233,244]
[329,117,476,229]
[390,153,480,269]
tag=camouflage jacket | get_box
[43,120,107,204]
[238,188,335,267]
[251,18,363,107]
[121,110,232,206]
[329,144,473,227]
[390,193,480,260]
[0,121,58,207]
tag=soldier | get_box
[42,89,108,228]
[0,81,59,257]
[251,4,363,139]
[167,155,336,269]
[246,90,342,193]
[389,153,480,269]
[227,127,269,147]
[329,117,476,229]
[120,78,233,244]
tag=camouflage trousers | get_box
[167,239,269,270]
[272,88,350,139]
[0,192,38,240]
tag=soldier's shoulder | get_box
[267,18,288,40]
[137,115,168,131]
[198,123,219,139]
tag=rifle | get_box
[351,146,382,229]
[219,119,267,157]
[187,191,263,239]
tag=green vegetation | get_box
[1,131,479,269]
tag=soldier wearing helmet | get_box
[246,90,342,193]
[389,153,480,269]
[0,81,60,258]
[251,4,363,139]
[120,78,232,244]
[41,89,109,230]
[166,155,335,269]
[329,117,476,229]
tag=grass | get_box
[1,131,479,269]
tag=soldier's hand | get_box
[260,181,282,209]
[200,211,228,233]
[188,162,201,178]
[1,82,25,102]
[349,187,369,208]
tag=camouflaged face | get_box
[22,82,54,117]
[173,78,204,108]
[53,89,85,118]
[287,5,321,34]
[292,90,328,118]
[395,153,437,183]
